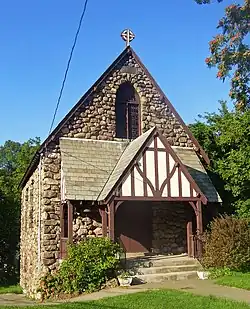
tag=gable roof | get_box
[20,46,209,188]
[60,138,127,200]
[99,128,208,204]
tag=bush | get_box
[39,237,121,299]
[202,216,250,271]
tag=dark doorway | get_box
[115,201,152,253]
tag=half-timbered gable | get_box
[100,128,207,204]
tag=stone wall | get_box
[55,51,193,147]
[20,147,62,298]
[40,147,61,274]
[20,166,40,297]
[73,205,102,243]
[152,202,193,254]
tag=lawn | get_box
[0,290,249,309]
[0,285,22,294]
[215,272,250,290]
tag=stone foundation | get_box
[152,202,193,254]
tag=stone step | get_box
[126,255,199,268]
[135,270,198,283]
[136,264,201,275]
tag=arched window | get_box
[115,82,140,139]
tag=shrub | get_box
[39,237,121,299]
[202,216,250,271]
[208,267,233,279]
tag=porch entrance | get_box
[115,201,152,253]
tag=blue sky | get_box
[0,0,234,145]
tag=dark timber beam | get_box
[67,200,73,243]
[187,220,193,258]
[101,206,108,237]
[196,201,203,258]
[109,201,115,241]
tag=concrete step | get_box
[126,255,200,268]
[135,270,198,283]
[136,264,202,275]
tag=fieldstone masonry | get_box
[73,206,102,243]
[152,203,193,255]
[20,50,194,297]
[20,168,40,296]
[55,54,193,146]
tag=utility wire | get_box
[48,0,89,135]
[60,149,155,195]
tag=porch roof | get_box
[60,128,221,203]
[60,138,127,201]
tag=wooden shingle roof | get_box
[60,138,127,201]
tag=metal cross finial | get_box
[121,29,135,47]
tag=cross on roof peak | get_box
[121,29,135,47]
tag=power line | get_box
[61,149,112,175]
[48,0,89,135]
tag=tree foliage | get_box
[190,101,250,217]
[0,138,40,284]
[196,0,250,110]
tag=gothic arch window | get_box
[115,82,140,139]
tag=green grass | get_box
[0,289,249,309]
[0,284,22,294]
[216,272,250,290]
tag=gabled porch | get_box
[59,127,221,259]
[99,131,207,258]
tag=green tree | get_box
[190,101,250,217]
[196,0,250,110]
[0,138,40,284]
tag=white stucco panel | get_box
[122,173,131,196]
[158,151,167,188]
[181,172,191,197]
[145,150,155,190]
[170,168,179,197]
[134,167,144,196]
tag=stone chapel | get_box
[20,31,221,296]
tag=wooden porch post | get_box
[196,200,203,257]
[109,201,115,241]
[67,200,73,243]
[101,206,108,237]
[186,220,193,258]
